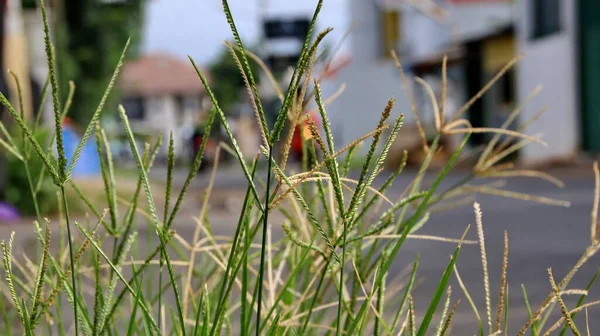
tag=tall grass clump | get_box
[1,0,599,335]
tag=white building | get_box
[115,53,211,160]
[323,0,588,166]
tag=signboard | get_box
[263,17,311,73]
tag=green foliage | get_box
[2,127,56,216]
[208,43,262,114]
[54,0,145,126]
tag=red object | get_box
[291,113,320,157]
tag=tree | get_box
[51,0,146,126]
[208,43,262,115]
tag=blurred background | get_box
[2,0,600,333]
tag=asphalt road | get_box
[2,166,598,334]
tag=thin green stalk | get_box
[75,222,160,333]
[209,155,259,336]
[159,132,175,330]
[392,255,419,332]
[118,105,185,335]
[299,256,333,334]
[241,219,250,336]
[60,186,79,336]
[256,146,275,336]
[32,75,50,133]
[0,292,11,336]
[558,267,600,336]
[258,238,316,333]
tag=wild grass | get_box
[0,0,599,335]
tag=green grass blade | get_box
[259,238,316,332]
[349,135,469,335]
[521,284,535,335]
[126,264,145,336]
[202,286,211,336]
[1,233,26,325]
[118,104,186,335]
[209,155,259,336]
[558,267,600,336]
[29,220,51,322]
[92,248,103,335]
[32,75,50,133]
[342,144,357,177]
[256,145,275,336]
[98,232,137,333]
[0,92,60,184]
[352,150,407,227]
[189,56,264,212]
[66,38,130,179]
[0,291,11,336]
[270,0,324,143]
[266,310,282,336]
[74,221,160,333]
[159,131,176,331]
[392,255,419,332]
[40,0,66,180]
[416,245,462,336]
[165,106,216,229]
[193,290,205,336]
[344,99,395,223]
[221,0,269,138]
[94,125,118,234]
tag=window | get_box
[122,97,145,120]
[380,9,401,59]
[532,0,561,39]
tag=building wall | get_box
[321,62,413,152]
[330,0,516,154]
[145,95,182,158]
[516,0,578,165]
[23,9,52,125]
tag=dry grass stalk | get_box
[462,185,571,207]
[409,295,416,336]
[225,41,268,149]
[478,169,564,188]
[585,307,591,336]
[474,202,492,334]
[280,52,317,171]
[269,123,389,209]
[445,126,546,146]
[481,134,544,171]
[391,49,428,152]
[365,234,477,245]
[493,106,548,157]
[450,54,523,123]
[542,300,600,335]
[548,268,581,336]
[440,299,460,336]
[453,263,482,328]
[440,55,447,126]
[183,146,221,318]
[476,85,543,169]
[415,77,442,131]
[351,260,388,331]
[236,47,284,102]
[518,243,600,336]
[495,230,509,332]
